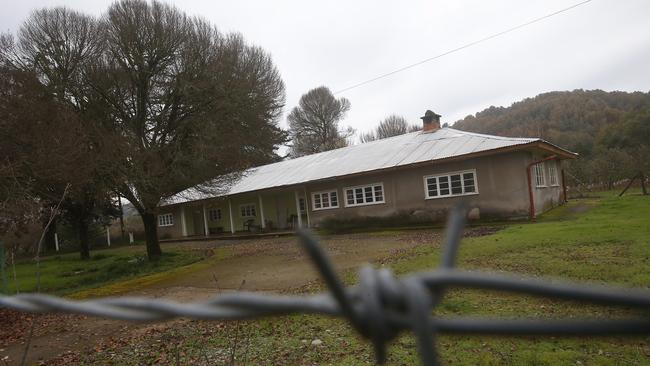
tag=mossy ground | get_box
[1,243,223,296]
[81,189,650,365]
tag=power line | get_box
[334,0,593,95]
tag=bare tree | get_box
[287,86,353,157]
[0,64,98,256]
[87,0,286,260]
[4,9,120,259]
[14,7,103,110]
[360,114,419,143]
[4,1,286,261]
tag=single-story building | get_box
[157,110,577,239]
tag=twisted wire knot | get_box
[354,266,440,364]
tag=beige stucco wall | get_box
[304,151,534,226]
[157,149,567,238]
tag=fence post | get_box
[0,243,7,293]
[54,233,59,252]
[641,172,647,195]
[106,227,111,247]
[129,232,134,244]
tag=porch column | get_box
[180,206,187,237]
[303,187,311,228]
[258,194,266,229]
[228,199,235,234]
[202,204,209,236]
[294,190,302,228]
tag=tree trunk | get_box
[117,192,125,239]
[78,219,90,260]
[142,212,162,261]
[44,218,57,252]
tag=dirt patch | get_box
[568,202,593,215]
[0,227,505,365]
[463,226,505,238]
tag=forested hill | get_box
[452,90,650,156]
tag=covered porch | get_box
[159,229,295,243]
[171,187,311,239]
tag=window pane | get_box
[535,164,545,186]
[355,188,363,204]
[346,189,354,205]
[427,177,438,197]
[331,191,338,206]
[439,176,450,195]
[548,165,558,185]
[364,187,373,202]
[374,185,383,201]
[451,174,462,194]
[463,174,475,192]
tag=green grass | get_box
[81,190,650,364]
[1,245,206,295]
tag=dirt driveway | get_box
[2,230,443,365]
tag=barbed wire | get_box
[3,205,650,365]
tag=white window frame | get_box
[311,189,339,211]
[158,213,174,227]
[344,183,385,207]
[208,208,222,221]
[534,163,546,188]
[423,169,479,200]
[239,203,256,218]
[548,162,559,186]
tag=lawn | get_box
[80,190,650,365]
[1,244,208,296]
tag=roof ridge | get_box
[445,127,540,142]
[260,129,425,169]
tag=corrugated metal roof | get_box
[163,128,568,205]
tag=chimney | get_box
[420,110,442,132]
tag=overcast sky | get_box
[3,0,650,139]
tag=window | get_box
[424,170,478,199]
[299,198,306,213]
[548,163,559,186]
[209,208,221,221]
[240,204,256,218]
[534,163,546,187]
[158,213,173,227]
[312,190,339,210]
[344,183,385,207]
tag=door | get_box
[192,209,204,236]
[276,196,287,229]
